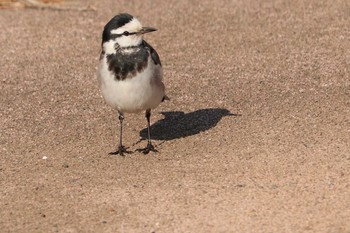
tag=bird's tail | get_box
[162,95,170,102]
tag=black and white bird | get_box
[98,13,167,156]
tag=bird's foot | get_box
[136,143,158,154]
[109,145,132,156]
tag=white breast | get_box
[97,55,165,113]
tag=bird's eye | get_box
[123,31,130,36]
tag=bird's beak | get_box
[139,27,157,34]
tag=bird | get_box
[97,13,168,156]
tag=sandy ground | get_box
[1,0,349,232]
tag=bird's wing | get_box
[142,40,168,101]
[143,40,162,66]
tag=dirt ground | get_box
[1,0,349,232]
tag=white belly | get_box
[98,56,164,113]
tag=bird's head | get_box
[102,13,157,50]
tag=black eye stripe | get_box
[109,31,137,39]
[120,31,137,37]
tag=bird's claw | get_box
[136,143,158,154]
[109,145,132,156]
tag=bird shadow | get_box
[139,108,240,141]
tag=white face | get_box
[111,17,143,48]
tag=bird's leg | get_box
[137,109,158,154]
[118,113,125,154]
[109,112,130,156]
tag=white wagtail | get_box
[97,13,168,156]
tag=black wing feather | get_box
[143,40,162,66]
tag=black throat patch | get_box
[106,46,149,81]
